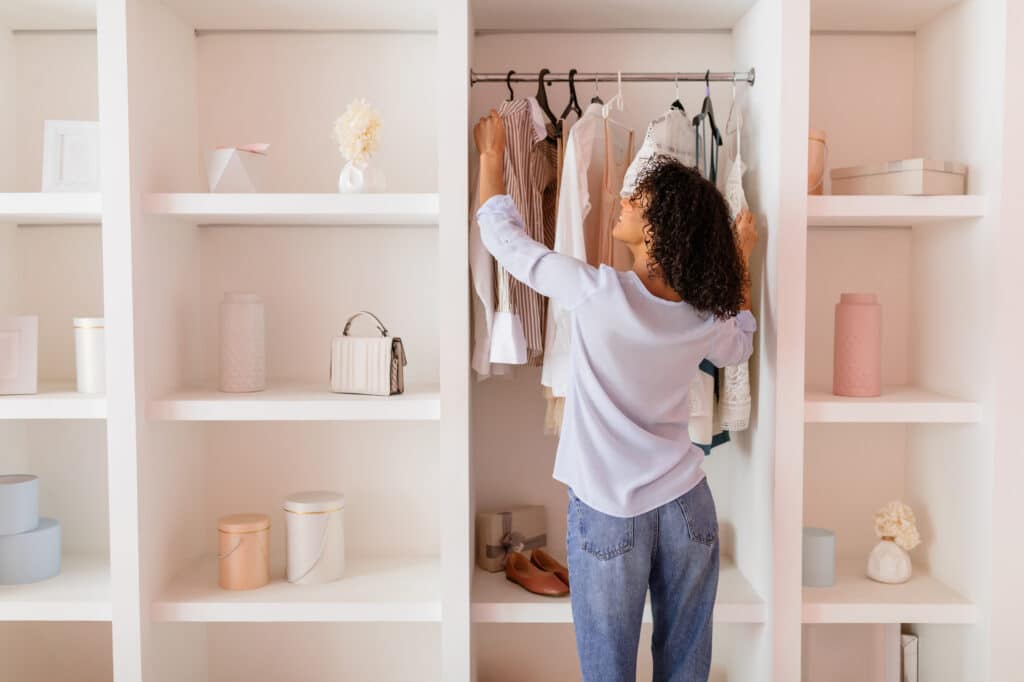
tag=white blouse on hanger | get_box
[620,107,696,197]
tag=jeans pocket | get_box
[572,491,634,560]
[675,478,718,547]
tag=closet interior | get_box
[0,0,1017,680]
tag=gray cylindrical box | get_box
[0,474,40,536]
[0,517,61,584]
[802,527,836,587]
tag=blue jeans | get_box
[566,478,719,682]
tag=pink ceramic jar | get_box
[833,293,882,397]
[218,513,270,590]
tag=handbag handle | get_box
[342,311,389,337]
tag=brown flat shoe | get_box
[530,548,570,588]
[505,551,569,597]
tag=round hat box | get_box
[0,474,40,536]
[0,518,61,585]
[283,491,345,585]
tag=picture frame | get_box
[41,120,101,192]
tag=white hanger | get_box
[601,70,624,119]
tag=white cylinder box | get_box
[0,474,40,536]
[219,292,265,393]
[73,317,105,394]
[284,491,345,585]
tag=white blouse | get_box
[477,194,756,517]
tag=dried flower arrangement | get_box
[333,98,381,166]
[873,501,921,552]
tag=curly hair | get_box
[630,155,748,319]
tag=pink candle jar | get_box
[833,293,882,397]
[217,513,270,590]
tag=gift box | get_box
[476,505,547,572]
[206,143,269,193]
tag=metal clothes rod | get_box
[470,68,755,86]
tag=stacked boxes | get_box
[0,474,61,584]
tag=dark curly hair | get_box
[630,155,747,319]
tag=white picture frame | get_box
[41,120,101,192]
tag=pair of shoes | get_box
[505,550,569,597]
[530,548,569,588]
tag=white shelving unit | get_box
[0,192,102,225]
[153,556,441,623]
[471,557,765,625]
[2,0,1020,680]
[0,382,107,420]
[804,386,982,423]
[143,192,440,226]
[148,384,441,421]
[0,555,112,622]
[807,194,986,227]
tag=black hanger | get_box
[590,75,603,105]
[535,68,560,134]
[694,70,722,146]
[559,68,583,120]
[505,70,516,101]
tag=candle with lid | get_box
[283,491,346,585]
[74,317,105,394]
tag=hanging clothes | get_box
[717,104,751,432]
[620,107,696,197]
[543,109,634,435]
[469,97,550,378]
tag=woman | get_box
[474,110,757,682]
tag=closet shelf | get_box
[143,193,440,226]
[807,195,986,227]
[148,383,441,421]
[0,192,102,225]
[0,554,111,622]
[0,382,107,420]
[153,556,441,622]
[804,386,981,423]
[802,559,976,624]
[471,556,764,624]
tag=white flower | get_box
[333,98,381,165]
[873,501,921,552]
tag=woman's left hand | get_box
[735,209,757,261]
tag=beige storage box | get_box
[830,158,967,195]
[475,505,547,572]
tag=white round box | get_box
[283,491,345,585]
[73,317,106,394]
[0,474,39,536]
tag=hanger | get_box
[590,75,603,105]
[601,71,624,119]
[670,74,686,114]
[535,68,560,134]
[505,70,516,101]
[560,68,583,120]
[693,70,722,146]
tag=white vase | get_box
[338,160,385,193]
[866,538,912,584]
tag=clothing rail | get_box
[470,68,756,86]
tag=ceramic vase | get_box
[338,160,385,193]
[219,292,265,393]
[866,538,912,584]
[833,292,882,397]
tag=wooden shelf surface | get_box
[807,195,986,227]
[0,193,102,225]
[804,386,981,423]
[0,382,107,420]
[154,555,441,623]
[0,554,111,622]
[143,192,439,226]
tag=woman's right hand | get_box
[474,109,506,159]
[735,209,758,262]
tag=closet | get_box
[0,0,1019,681]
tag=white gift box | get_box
[206,144,269,193]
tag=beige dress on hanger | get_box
[545,118,634,435]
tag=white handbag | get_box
[330,311,406,396]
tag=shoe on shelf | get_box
[505,551,569,597]
[719,362,751,431]
[530,548,569,588]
